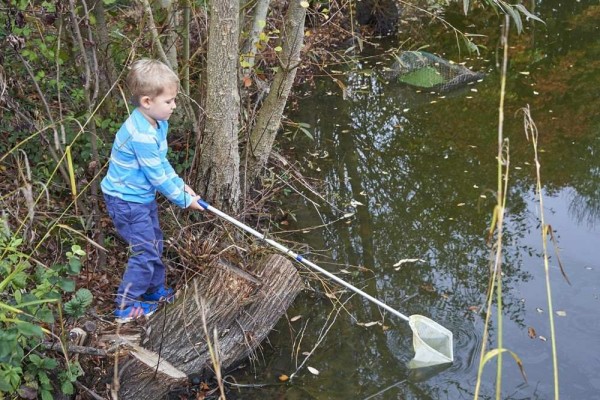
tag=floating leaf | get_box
[300,0,309,7]
[457,203,465,207]
[357,321,380,327]
[420,283,435,292]
[307,366,320,375]
[290,315,302,322]
[528,327,537,338]
[536,308,544,313]
[278,374,289,382]
[539,335,547,342]
[556,310,567,317]
[393,258,424,267]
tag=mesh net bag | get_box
[388,51,484,92]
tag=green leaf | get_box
[58,278,75,292]
[41,389,53,400]
[0,365,22,392]
[15,322,43,337]
[64,289,93,317]
[462,37,479,55]
[0,331,18,358]
[514,4,545,24]
[502,3,523,33]
[70,245,85,257]
[298,127,314,140]
[33,356,57,371]
[38,371,50,386]
[61,380,74,395]
[68,258,81,274]
[28,354,43,366]
[36,308,55,324]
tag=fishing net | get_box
[407,315,454,368]
[387,51,484,92]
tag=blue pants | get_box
[104,194,166,306]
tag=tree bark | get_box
[194,0,242,212]
[116,254,303,399]
[244,0,306,187]
[159,0,179,70]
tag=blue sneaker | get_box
[141,286,175,303]
[114,301,158,323]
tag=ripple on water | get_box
[444,316,484,374]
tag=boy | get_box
[101,59,203,323]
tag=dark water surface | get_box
[231,2,600,399]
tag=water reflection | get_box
[232,1,600,398]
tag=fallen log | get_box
[115,254,303,399]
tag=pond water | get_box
[230,1,599,399]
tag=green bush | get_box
[0,235,90,398]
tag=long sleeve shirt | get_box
[101,108,191,208]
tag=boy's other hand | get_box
[188,195,205,211]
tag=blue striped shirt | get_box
[101,108,191,208]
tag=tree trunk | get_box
[159,0,179,70]
[244,0,306,187]
[194,0,241,212]
[115,254,303,399]
[91,0,119,104]
[240,0,271,73]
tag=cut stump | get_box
[116,254,303,399]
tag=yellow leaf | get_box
[300,0,310,8]
[278,374,289,382]
[274,46,282,52]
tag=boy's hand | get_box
[184,184,197,197]
[188,195,205,211]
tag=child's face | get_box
[139,84,178,126]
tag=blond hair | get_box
[126,59,179,106]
